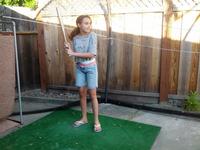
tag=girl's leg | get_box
[79,87,88,122]
[88,88,100,125]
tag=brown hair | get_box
[69,15,92,41]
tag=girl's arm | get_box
[64,43,95,58]
[65,33,97,58]
[69,51,95,58]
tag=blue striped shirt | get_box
[73,32,97,62]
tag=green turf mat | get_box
[0,109,161,150]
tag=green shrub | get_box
[0,0,37,9]
[184,91,200,112]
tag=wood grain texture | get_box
[168,12,182,94]
[178,11,200,95]
[140,13,162,92]
[44,24,66,85]
[37,24,48,91]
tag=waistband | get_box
[75,57,93,62]
[76,58,96,67]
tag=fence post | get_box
[37,23,48,92]
[159,0,173,102]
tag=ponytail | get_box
[69,27,80,41]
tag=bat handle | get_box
[64,42,71,57]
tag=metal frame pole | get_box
[104,0,112,103]
[12,21,23,124]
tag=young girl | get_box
[64,15,102,132]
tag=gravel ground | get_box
[14,89,81,113]
[21,89,80,101]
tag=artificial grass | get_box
[0,109,161,150]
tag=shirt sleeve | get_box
[88,32,97,56]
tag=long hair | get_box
[69,15,92,41]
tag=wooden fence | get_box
[1,1,200,103]
[37,1,200,103]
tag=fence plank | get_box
[140,13,162,92]
[188,14,200,91]
[121,34,133,90]
[62,27,75,85]
[178,11,200,94]
[44,24,66,85]
[17,34,39,89]
[189,43,199,91]
[148,13,162,92]
[96,30,107,88]
[109,15,125,90]
[37,24,48,91]
[124,14,142,91]
[168,12,182,94]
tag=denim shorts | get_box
[75,63,98,89]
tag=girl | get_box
[64,15,102,132]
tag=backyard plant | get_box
[0,0,36,9]
[184,91,200,112]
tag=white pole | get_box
[12,21,23,125]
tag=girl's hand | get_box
[64,42,73,56]
[67,48,74,56]
[64,42,70,51]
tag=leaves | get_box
[184,91,200,112]
[0,0,36,9]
